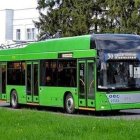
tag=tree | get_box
[35,0,140,39]
[105,0,140,34]
[35,0,106,39]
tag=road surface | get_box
[0,102,140,119]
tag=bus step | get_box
[79,107,95,111]
[0,99,6,103]
[26,102,39,106]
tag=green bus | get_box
[1,34,140,113]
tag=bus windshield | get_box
[96,38,140,51]
[98,60,140,90]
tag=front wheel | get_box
[10,90,18,109]
[65,93,75,114]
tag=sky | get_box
[0,0,37,10]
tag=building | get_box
[0,8,39,45]
[0,9,13,45]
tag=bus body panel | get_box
[106,92,140,110]
[39,87,78,108]
[0,35,91,61]
[74,50,97,58]
[0,50,96,61]
[110,103,140,110]
[6,85,27,104]
[96,91,140,111]
[95,92,111,111]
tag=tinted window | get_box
[34,64,39,95]
[58,60,76,87]
[40,60,77,87]
[40,60,57,86]
[27,64,31,95]
[96,40,140,51]
[2,65,6,93]
[7,62,25,85]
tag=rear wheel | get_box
[65,93,75,114]
[10,90,18,109]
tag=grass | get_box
[0,107,140,140]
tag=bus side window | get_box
[40,60,76,87]
[58,60,76,87]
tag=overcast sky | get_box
[0,0,37,10]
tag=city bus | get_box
[0,34,140,113]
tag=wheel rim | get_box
[11,93,17,107]
[66,97,74,113]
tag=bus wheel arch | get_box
[10,89,19,109]
[64,92,75,114]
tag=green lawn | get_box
[0,107,140,140]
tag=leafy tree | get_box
[35,0,140,39]
[105,0,140,34]
[35,0,106,39]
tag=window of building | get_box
[26,28,35,40]
[16,29,21,40]
[27,28,31,40]
[7,62,25,85]
[32,28,35,39]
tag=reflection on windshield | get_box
[96,40,140,51]
[98,61,140,90]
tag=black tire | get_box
[10,90,18,109]
[65,93,75,114]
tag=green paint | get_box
[0,35,91,61]
[79,99,86,107]
[74,50,97,58]
[33,96,39,103]
[87,99,95,107]
[1,94,6,100]
[39,87,78,108]
[1,34,140,112]
[95,92,112,111]
[6,86,27,104]
[27,95,32,102]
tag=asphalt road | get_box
[1,102,140,119]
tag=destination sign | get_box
[107,53,137,60]
[59,53,73,58]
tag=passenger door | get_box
[78,60,95,108]
[26,62,39,103]
[0,63,6,100]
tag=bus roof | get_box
[0,35,91,56]
[1,33,140,61]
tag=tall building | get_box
[0,8,39,45]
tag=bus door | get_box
[0,63,6,100]
[26,62,39,103]
[78,60,95,108]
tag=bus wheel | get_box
[65,93,75,114]
[10,90,18,109]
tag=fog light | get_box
[101,106,105,109]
